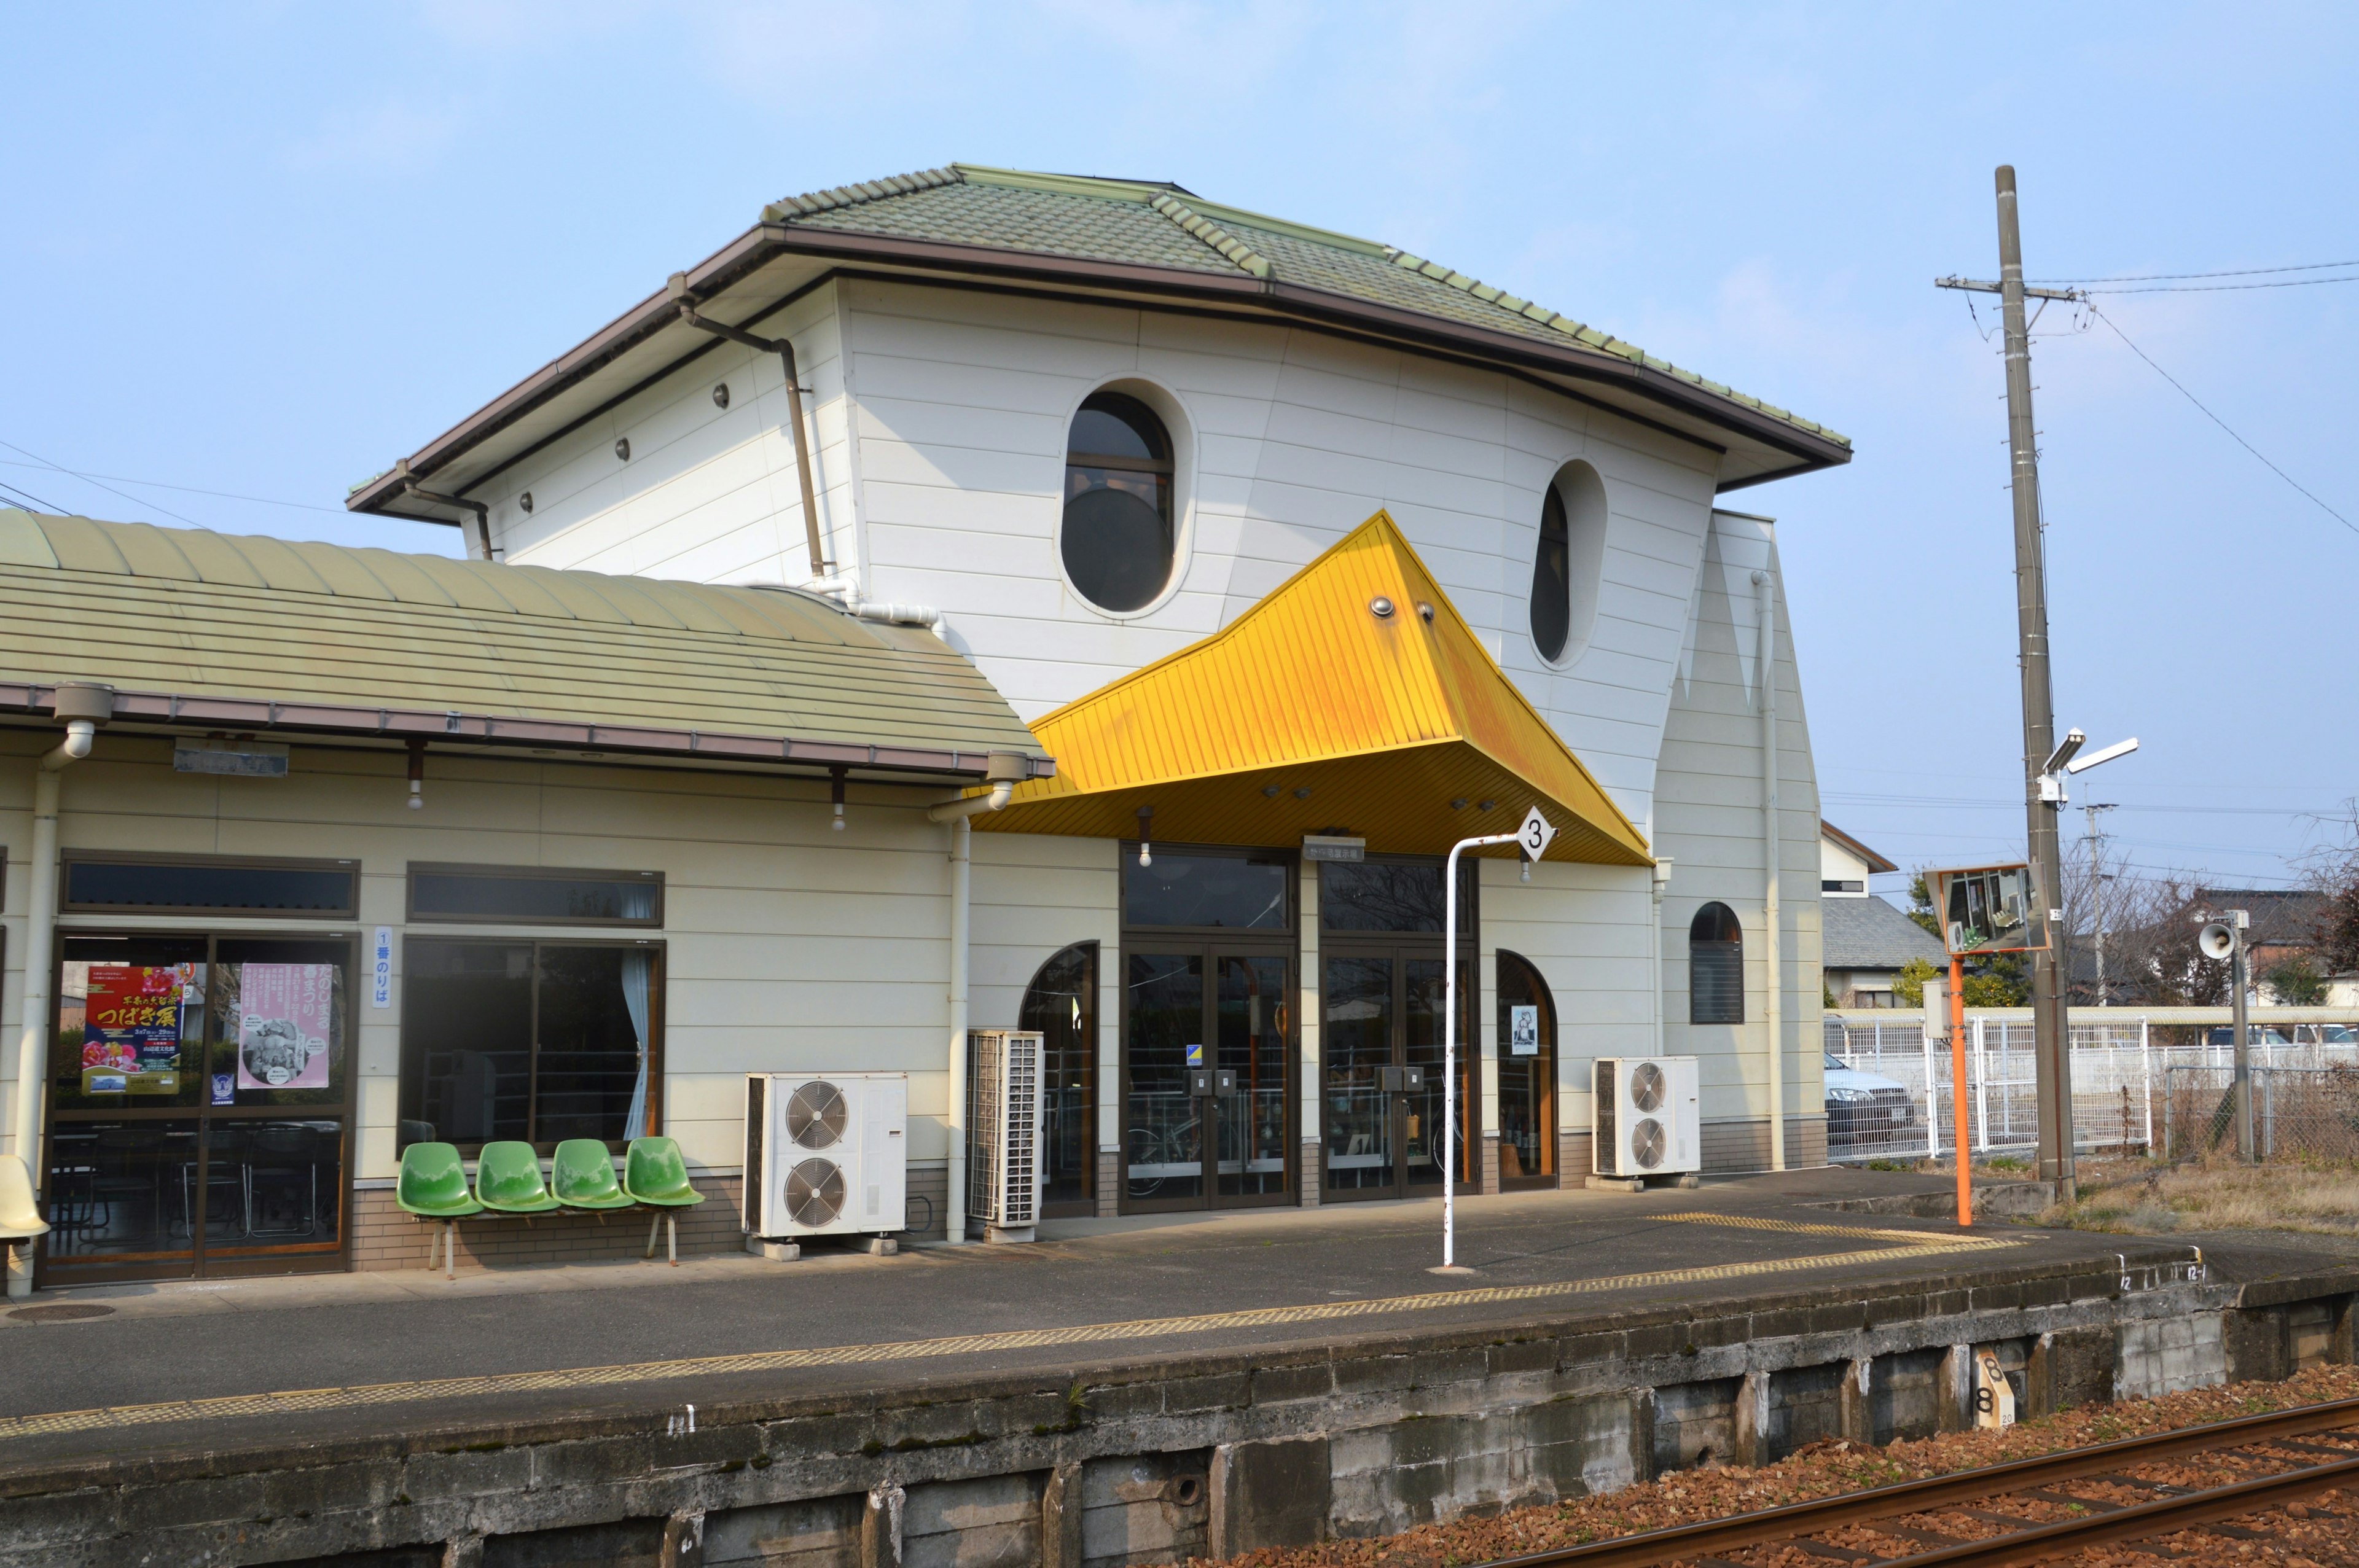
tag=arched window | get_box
[1530,462,1608,664]
[1062,392,1175,614]
[1495,951,1556,1188]
[1019,943,1097,1212]
[1689,902,1744,1024]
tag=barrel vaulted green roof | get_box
[0,510,1046,778]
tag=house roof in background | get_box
[348,165,1851,526]
[1820,819,1899,875]
[0,509,1047,780]
[1823,895,1949,972]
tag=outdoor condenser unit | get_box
[967,1029,1043,1243]
[743,1072,907,1241]
[1592,1056,1701,1179]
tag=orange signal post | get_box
[1950,955,1971,1228]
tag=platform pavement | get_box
[0,1168,2244,1471]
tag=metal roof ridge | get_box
[1380,247,1852,450]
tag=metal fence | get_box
[1822,1015,2359,1163]
[1821,1015,2155,1163]
[2158,1066,2359,1163]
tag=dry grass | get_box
[2041,1154,2359,1236]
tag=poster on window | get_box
[235,964,335,1090]
[1509,1004,1541,1056]
[82,964,195,1094]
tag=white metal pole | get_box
[944,817,971,1244]
[1442,830,1518,1271]
[2141,1018,2152,1152]
[1923,1014,1940,1160]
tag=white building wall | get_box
[1651,512,1826,1164]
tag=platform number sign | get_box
[1518,806,1557,862]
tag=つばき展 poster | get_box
[82,965,195,1094]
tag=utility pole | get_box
[2084,802,2116,1005]
[1935,166,2080,1201]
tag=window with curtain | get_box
[1062,391,1176,613]
[1689,902,1744,1025]
[397,938,662,1152]
[407,865,663,926]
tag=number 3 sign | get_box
[1518,806,1557,861]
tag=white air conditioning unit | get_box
[1592,1056,1700,1179]
[968,1029,1043,1243]
[744,1072,907,1242]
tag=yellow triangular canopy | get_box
[976,512,1650,865]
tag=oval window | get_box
[1062,392,1176,614]
[1530,462,1608,665]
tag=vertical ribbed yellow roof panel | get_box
[979,512,1649,864]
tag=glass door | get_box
[1215,954,1291,1203]
[45,932,353,1285]
[1321,955,1395,1195]
[1124,952,1205,1208]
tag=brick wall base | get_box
[1699,1115,1831,1174]
[351,1176,749,1273]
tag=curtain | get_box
[621,881,657,1139]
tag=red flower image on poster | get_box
[81,965,192,1093]
[235,964,334,1090]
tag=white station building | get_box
[1,165,1847,1287]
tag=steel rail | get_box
[1872,1450,2359,1566]
[1477,1395,2359,1568]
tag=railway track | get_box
[1484,1394,2359,1568]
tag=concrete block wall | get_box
[14,1252,2357,1567]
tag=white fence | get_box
[1820,1015,2159,1161]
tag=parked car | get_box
[1825,1052,1917,1156]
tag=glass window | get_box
[1496,951,1555,1185]
[1062,391,1176,614]
[1125,852,1289,929]
[1689,902,1744,1025]
[1319,860,1474,935]
[53,937,209,1110]
[213,938,352,1109]
[1020,944,1097,1208]
[409,866,662,926]
[63,856,355,917]
[398,939,661,1152]
[1530,484,1571,662]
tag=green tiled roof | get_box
[757,165,1847,450]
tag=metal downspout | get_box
[9,683,110,1298]
[1754,569,1785,1173]
[924,755,1028,1246]
[396,462,494,560]
[1651,857,1673,1058]
[670,283,834,580]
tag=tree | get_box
[1893,956,1938,1007]
[2264,955,2329,1005]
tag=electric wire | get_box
[0,456,350,516]
[2036,258,2359,286]
[0,478,71,514]
[2081,301,2359,539]
[0,437,202,528]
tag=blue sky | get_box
[6,3,2355,895]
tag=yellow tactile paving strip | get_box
[0,1216,2018,1442]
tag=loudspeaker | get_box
[2199,922,2235,962]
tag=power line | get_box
[0,457,348,517]
[0,478,71,513]
[0,437,202,528]
[2085,275,2359,295]
[2036,258,2359,285]
[2081,301,2359,539]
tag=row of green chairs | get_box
[397,1137,704,1278]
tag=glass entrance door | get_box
[44,932,354,1285]
[1321,950,1472,1198]
[1123,947,1294,1212]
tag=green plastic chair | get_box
[624,1136,704,1265]
[474,1141,561,1215]
[395,1141,480,1279]
[551,1139,634,1211]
